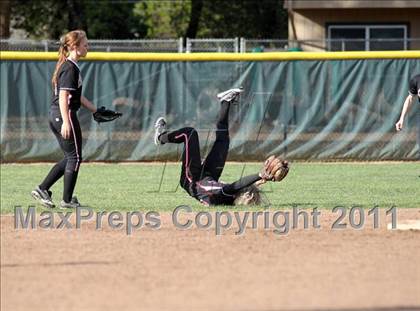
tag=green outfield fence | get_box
[1,51,419,161]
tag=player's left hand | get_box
[259,155,289,182]
[93,106,122,123]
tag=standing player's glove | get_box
[259,155,289,182]
[93,106,122,123]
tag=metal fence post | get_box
[178,37,184,53]
[42,40,48,52]
[186,38,191,53]
[240,37,245,53]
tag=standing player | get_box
[31,30,97,208]
[154,88,289,206]
[395,74,420,131]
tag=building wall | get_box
[285,0,420,9]
[288,8,420,51]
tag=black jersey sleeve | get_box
[58,63,79,91]
[409,75,419,96]
[222,174,261,195]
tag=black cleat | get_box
[31,186,55,208]
[60,196,81,209]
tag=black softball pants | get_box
[39,107,82,203]
[160,101,231,186]
[160,101,261,194]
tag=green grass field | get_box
[1,162,419,214]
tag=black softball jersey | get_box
[52,59,83,111]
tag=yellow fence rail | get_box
[1,50,420,61]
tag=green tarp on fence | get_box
[1,58,419,161]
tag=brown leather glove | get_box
[259,155,289,182]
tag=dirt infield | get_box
[1,209,420,311]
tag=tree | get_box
[84,1,146,39]
[67,0,86,31]
[10,0,146,39]
[9,0,287,40]
[133,0,287,39]
[10,0,67,39]
[133,0,191,38]
[198,0,287,38]
[0,0,11,38]
[185,0,203,39]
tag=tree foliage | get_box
[133,0,287,39]
[9,0,287,39]
[10,0,146,39]
[10,0,68,39]
[133,1,191,39]
[199,0,287,39]
[83,1,146,39]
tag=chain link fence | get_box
[185,38,239,53]
[0,39,55,51]
[88,39,183,52]
[0,38,184,52]
[1,38,420,52]
[241,39,289,52]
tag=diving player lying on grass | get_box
[154,87,289,206]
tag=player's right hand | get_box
[61,122,71,139]
[395,120,403,131]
